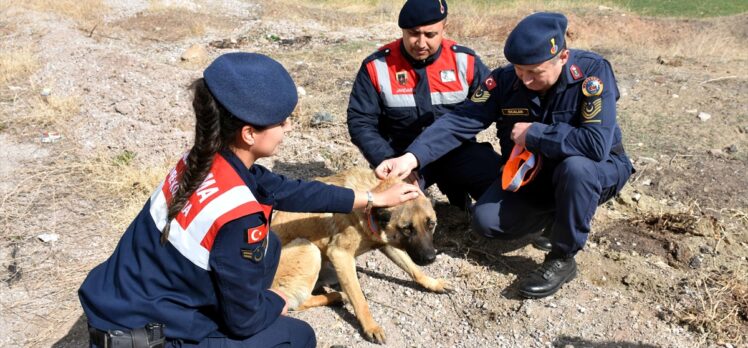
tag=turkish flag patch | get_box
[246,224,268,244]
[484,76,497,91]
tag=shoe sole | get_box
[518,266,578,299]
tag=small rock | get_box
[37,233,59,243]
[296,86,307,97]
[685,109,698,114]
[637,156,658,165]
[622,273,639,286]
[724,144,738,154]
[310,111,334,127]
[547,302,557,308]
[181,44,208,63]
[632,193,642,202]
[699,245,713,254]
[114,102,132,115]
[366,260,376,269]
[40,87,52,97]
[697,112,711,122]
[688,256,702,269]
[656,56,682,67]
[639,178,652,186]
[598,5,612,10]
[577,306,586,314]
[672,94,679,98]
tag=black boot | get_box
[518,254,577,299]
[532,225,553,252]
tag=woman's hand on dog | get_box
[354,183,421,210]
[372,183,422,207]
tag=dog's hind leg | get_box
[271,238,321,310]
[379,245,453,293]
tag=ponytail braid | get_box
[160,78,242,244]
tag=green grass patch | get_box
[609,0,748,17]
[113,150,137,167]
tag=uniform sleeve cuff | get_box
[525,122,547,152]
[406,144,430,170]
[263,289,285,316]
[330,187,356,213]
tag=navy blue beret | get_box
[504,12,567,65]
[203,52,297,127]
[398,0,448,29]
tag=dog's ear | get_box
[372,208,392,227]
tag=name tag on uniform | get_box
[501,108,529,116]
[440,69,456,83]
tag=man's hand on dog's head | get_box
[375,153,419,180]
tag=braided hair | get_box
[160,78,246,244]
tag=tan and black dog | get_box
[270,167,451,344]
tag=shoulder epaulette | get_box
[450,44,477,56]
[362,48,390,64]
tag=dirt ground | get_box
[0,1,746,347]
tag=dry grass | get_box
[0,146,167,346]
[113,7,239,42]
[0,48,38,102]
[671,266,748,345]
[15,0,107,25]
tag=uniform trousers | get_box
[92,316,315,348]
[471,155,630,257]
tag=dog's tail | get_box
[271,238,321,310]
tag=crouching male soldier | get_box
[375,12,634,298]
[347,0,501,210]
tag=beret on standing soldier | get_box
[398,0,449,29]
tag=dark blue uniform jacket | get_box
[79,150,354,343]
[408,49,633,189]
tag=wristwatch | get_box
[365,191,374,214]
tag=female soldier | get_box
[78,53,420,348]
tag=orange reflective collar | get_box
[502,145,542,192]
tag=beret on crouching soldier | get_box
[504,12,568,65]
[203,52,298,127]
[398,0,448,29]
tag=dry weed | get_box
[16,0,107,25]
[14,95,81,127]
[0,48,37,102]
[671,266,748,345]
[113,8,237,42]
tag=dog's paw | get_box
[437,278,455,293]
[421,277,453,293]
[365,325,386,344]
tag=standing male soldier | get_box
[376,12,634,298]
[347,0,501,210]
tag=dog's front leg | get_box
[379,245,453,293]
[327,246,386,344]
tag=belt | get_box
[89,323,165,348]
